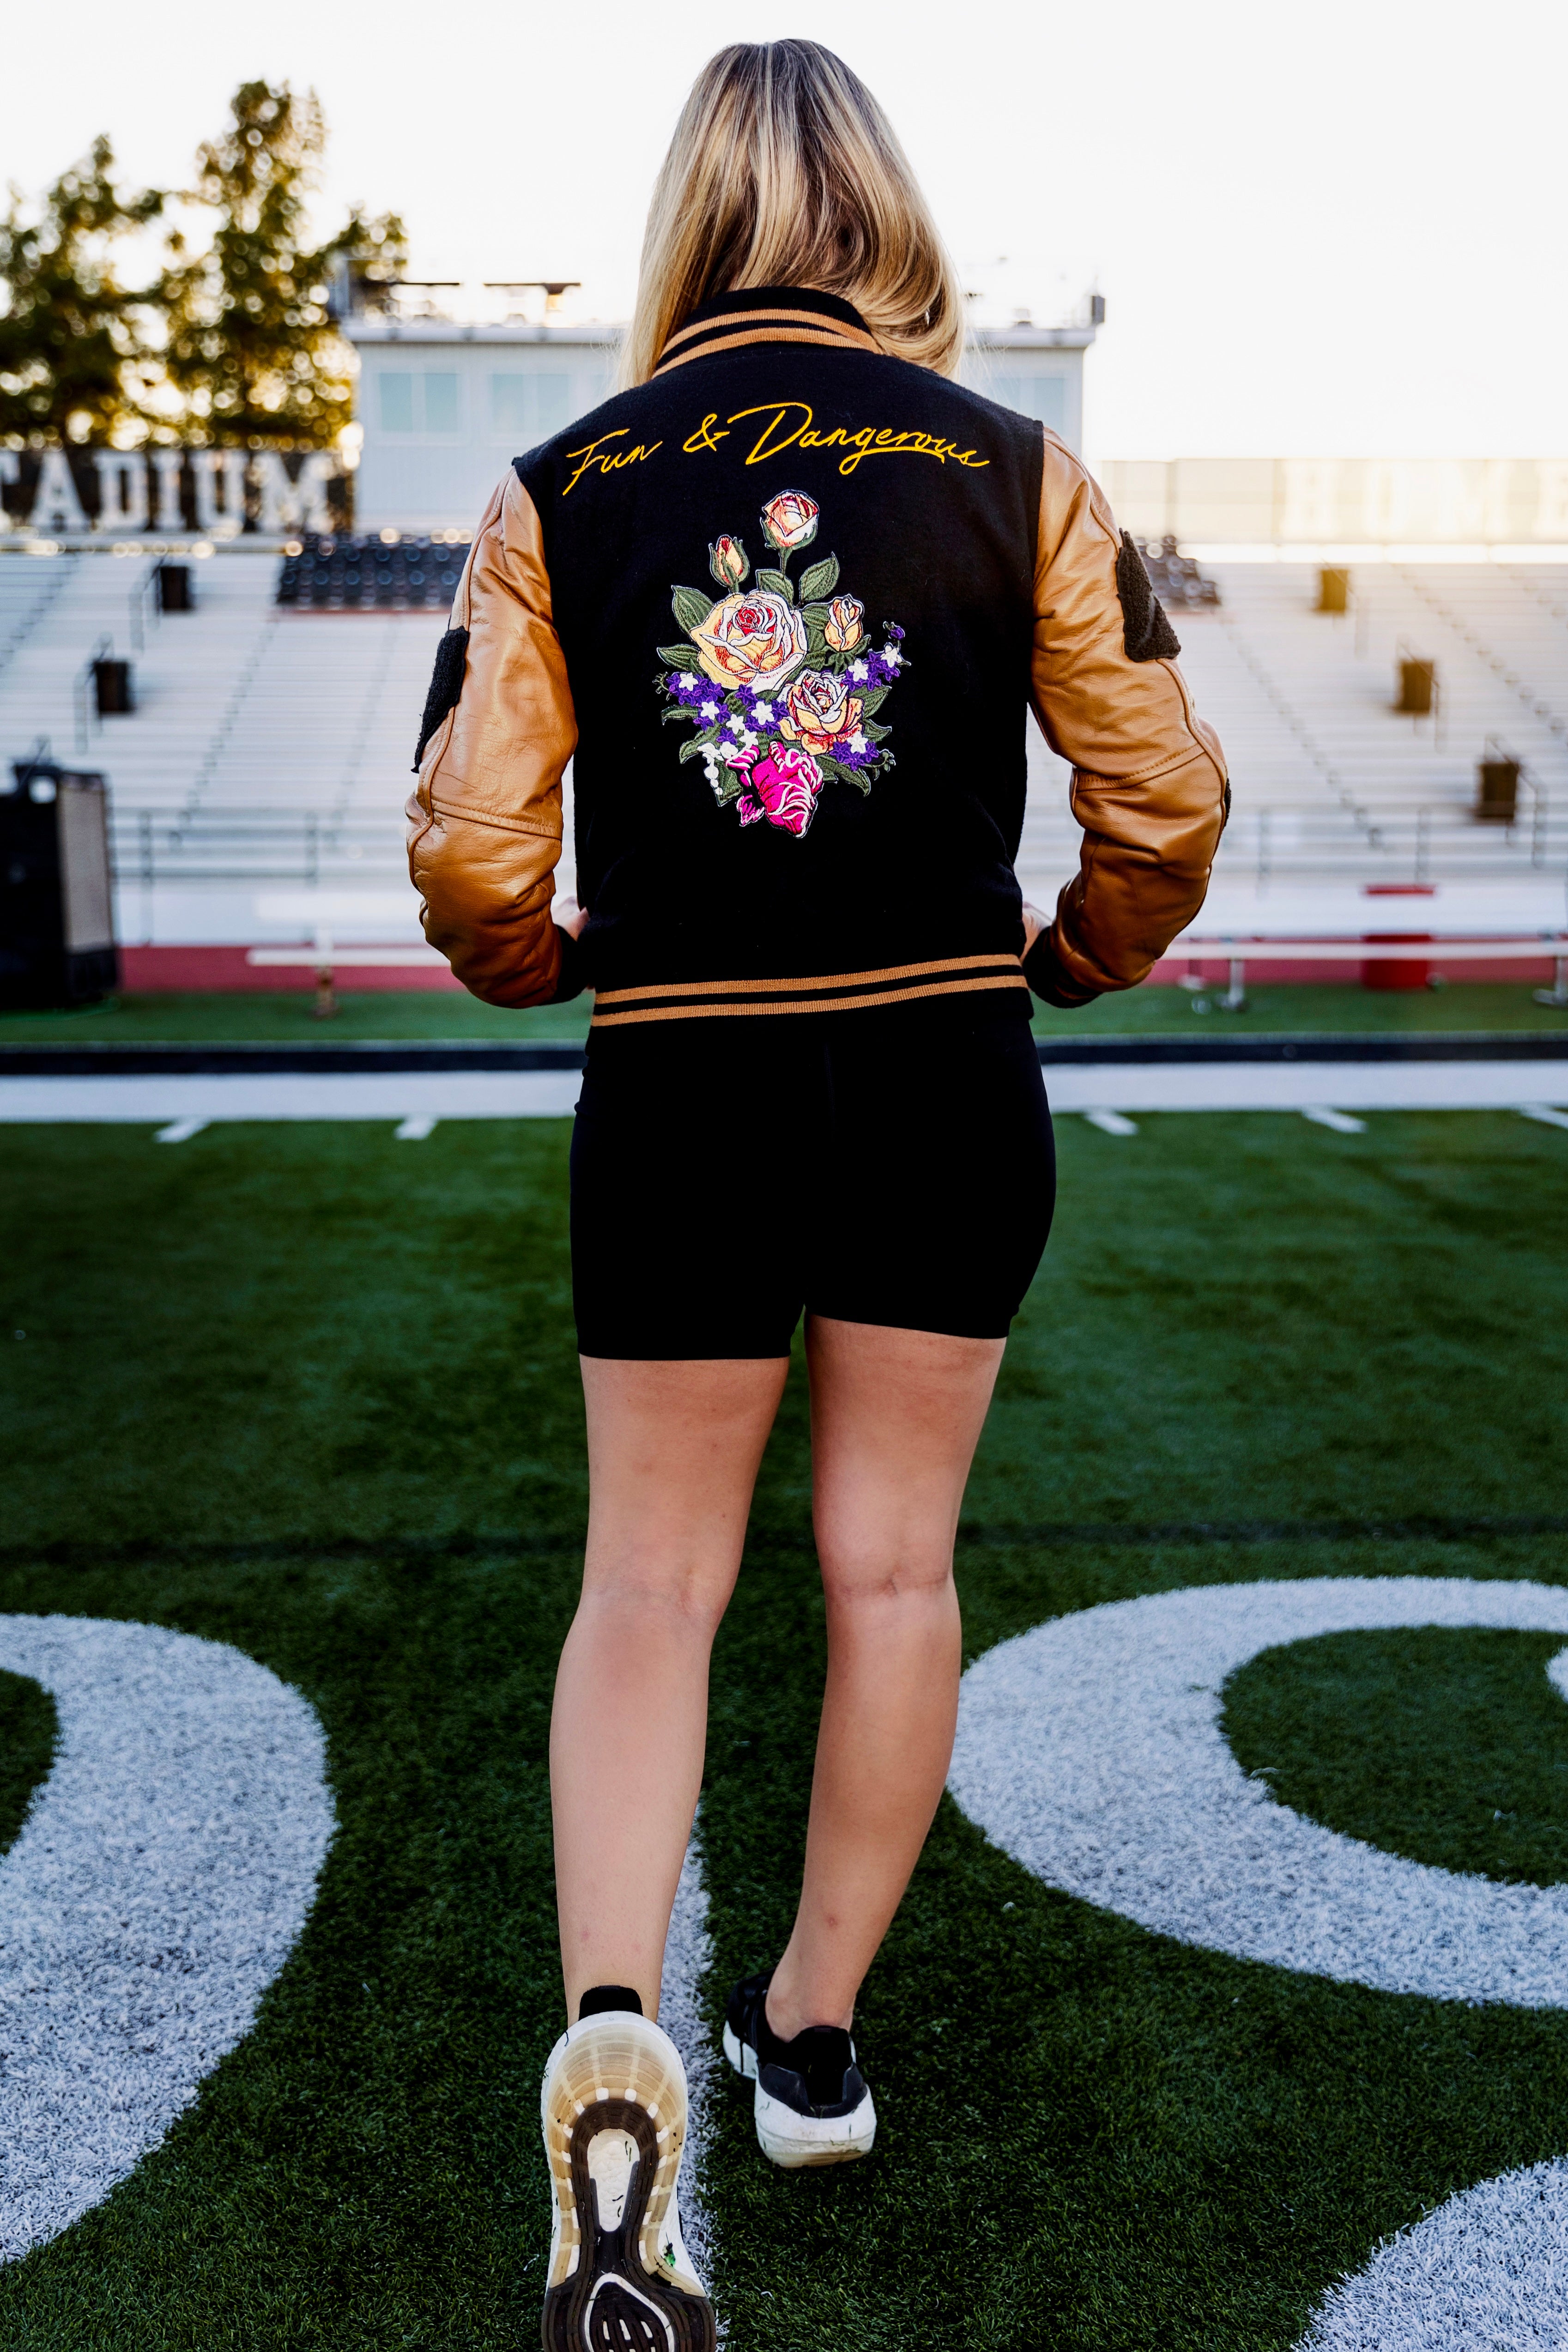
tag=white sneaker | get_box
[539,2001,715,2351]
[722,1970,877,2170]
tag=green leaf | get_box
[756,568,793,603]
[854,685,890,716]
[861,719,892,743]
[657,643,700,671]
[671,585,714,636]
[678,733,720,765]
[798,554,840,602]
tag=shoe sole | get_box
[541,2012,714,2351]
[722,2018,878,2171]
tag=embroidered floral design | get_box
[656,489,905,839]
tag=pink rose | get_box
[727,741,823,837]
[690,587,809,689]
[760,490,819,552]
[779,666,864,756]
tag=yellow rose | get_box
[689,589,810,690]
[824,594,864,652]
[779,666,864,756]
[760,490,820,552]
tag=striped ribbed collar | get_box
[653,285,880,376]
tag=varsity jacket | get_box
[406,284,1228,1026]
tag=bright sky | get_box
[5,0,1564,459]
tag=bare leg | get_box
[551,1354,789,2020]
[765,1318,1005,2042]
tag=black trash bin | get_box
[157,563,193,612]
[92,657,135,715]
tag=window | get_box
[489,372,575,442]
[424,374,460,435]
[993,375,1067,433]
[379,373,415,433]
[378,370,463,435]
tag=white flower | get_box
[849,659,869,682]
[883,647,902,669]
[700,699,720,720]
[848,732,867,755]
[752,700,773,723]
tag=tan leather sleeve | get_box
[1029,428,1228,998]
[405,469,577,1005]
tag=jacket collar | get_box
[653,285,880,377]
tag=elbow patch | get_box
[1116,534,1182,663]
[412,627,471,771]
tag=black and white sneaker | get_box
[722,1971,877,2170]
[540,1988,715,2352]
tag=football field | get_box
[3,1084,1568,2349]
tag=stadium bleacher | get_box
[1,545,1564,948]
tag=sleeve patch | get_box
[1115,533,1182,663]
[412,627,471,772]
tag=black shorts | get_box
[569,1001,1055,1359]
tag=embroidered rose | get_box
[659,493,901,839]
[689,588,810,690]
[708,534,748,587]
[824,594,864,652]
[727,742,823,836]
[760,490,819,553]
[779,667,864,756]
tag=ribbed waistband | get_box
[589,954,1029,1028]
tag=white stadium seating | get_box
[1,548,1563,947]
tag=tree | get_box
[0,138,163,442]
[160,81,406,447]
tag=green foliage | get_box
[0,136,163,440]
[160,81,405,447]
[797,554,839,602]
[755,567,793,602]
[670,585,714,635]
[0,83,405,450]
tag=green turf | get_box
[1,1109,1567,2346]
[1226,1628,1568,1886]
[1,980,1563,1043]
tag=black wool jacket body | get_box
[407,285,1229,1026]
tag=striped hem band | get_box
[590,956,1028,1028]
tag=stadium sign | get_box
[0,443,350,538]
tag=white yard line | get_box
[1302,1106,1368,1132]
[0,1617,333,2263]
[1083,1109,1139,1137]
[660,1818,718,2302]
[0,1062,1564,1124]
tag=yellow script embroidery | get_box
[705,403,988,477]
[562,430,664,496]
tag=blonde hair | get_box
[621,41,965,390]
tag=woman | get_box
[408,39,1226,2348]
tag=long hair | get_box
[620,41,965,389]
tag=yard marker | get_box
[154,1118,208,1144]
[1302,1106,1366,1134]
[395,1116,438,1141]
[1519,1104,1568,1131]
[1083,1109,1138,1137]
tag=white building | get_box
[344,315,1096,534]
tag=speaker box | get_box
[0,761,120,1009]
[157,563,193,613]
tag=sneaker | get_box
[540,1989,715,2352]
[722,1970,877,2170]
